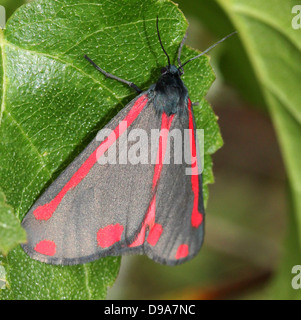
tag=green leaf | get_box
[268,188,301,300]
[0,189,26,255]
[0,0,221,299]
[216,0,301,299]
[176,0,266,109]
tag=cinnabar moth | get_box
[21,18,236,265]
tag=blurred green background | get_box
[2,0,301,300]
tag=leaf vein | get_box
[4,41,124,104]
[4,111,52,179]
[0,30,6,128]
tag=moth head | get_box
[161,65,181,77]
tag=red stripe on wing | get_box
[188,99,203,228]
[33,95,148,221]
[147,223,163,246]
[129,112,175,247]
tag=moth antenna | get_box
[156,16,171,68]
[178,31,237,70]
[177,30,188,73]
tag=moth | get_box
[21,18,236,265]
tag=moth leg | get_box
[84,55,142,94]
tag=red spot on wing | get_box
[129,113,174,247]
[34,240,56,256]
[188,99,203,228]
[191,206,203,227]
[147,223,163,246]
[97,224,124,248]
[175,244,189,259]
[33,95,148,221]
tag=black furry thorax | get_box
[148,65,189,116]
